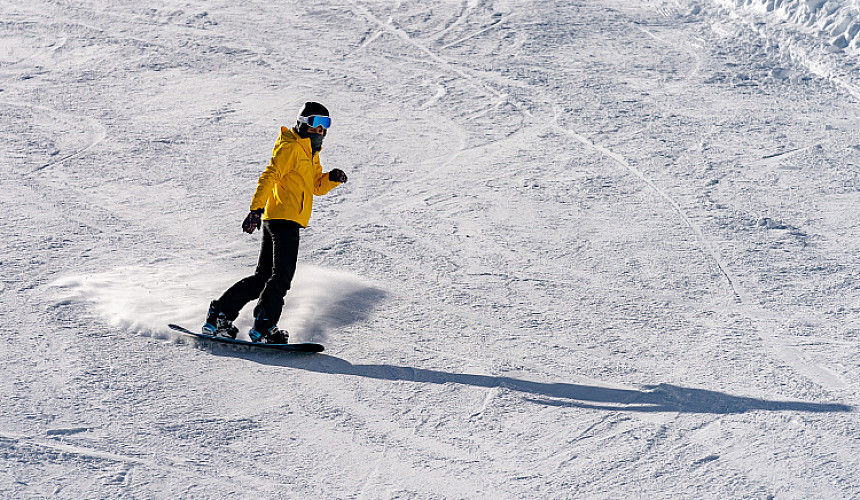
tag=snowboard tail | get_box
[169,324,324,353]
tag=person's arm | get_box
[313,157,347,195]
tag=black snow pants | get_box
[217,219,301,330]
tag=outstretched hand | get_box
[242,211,262,234]
[329,169,348,183]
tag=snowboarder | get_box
[203,102,348,343]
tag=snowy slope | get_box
[712,0,860,100]
[719,0,860,51]
[2,0,859,498]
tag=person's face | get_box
[307,125,327,136]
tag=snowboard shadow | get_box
[223,353,853,415]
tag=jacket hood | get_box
[280,126,316,156]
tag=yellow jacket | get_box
[250,126,341,227]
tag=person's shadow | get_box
[207,347,852,414]
[201,282,851,414]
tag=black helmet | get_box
[298,101,329,118]
[296,101,329,133]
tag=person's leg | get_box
[252,220,301,331]
[214,224,275,321]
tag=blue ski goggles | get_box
[298,115,331,129]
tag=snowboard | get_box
[169,324,324,353]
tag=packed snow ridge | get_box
[717,0,860,51]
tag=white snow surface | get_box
[2,0,860,498]
[720,0,860,52]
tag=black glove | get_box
[329,169,348,183]
[242,210,263,234]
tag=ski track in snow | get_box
[343,0,847,406]
[11,102,108,174]
[349,0,748,308]
[3,0,860,498]
[346,0,747,324]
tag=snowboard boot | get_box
[249,325,289,344]
[202,300,239,339]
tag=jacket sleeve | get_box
[250,144,292,211]
[313,156,341,196]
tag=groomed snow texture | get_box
[2,0,859,498]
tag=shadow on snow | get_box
[209,349,853,415]
[196,281,850,414]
